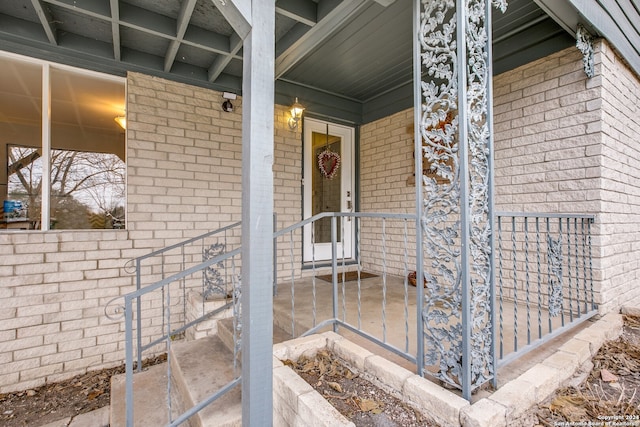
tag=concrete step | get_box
[110,336,241,427]
[110,363,174,427]
[170,335,242,427]
[217,316,292,352]
[273,306,324,340]
[110,321,292,427]
[216,317,238,353]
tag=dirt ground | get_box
[0,355,165,427]
[535,315,640,426]
[1,316,638,427]
[285,349,437,427]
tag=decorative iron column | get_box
[415,0,506,400]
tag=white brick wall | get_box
[493,47,602,214]
[0,230,133,392]
[274,104,304,278]
[360,109,417,276]
[493,40,640,314]
[596,41,640,312]
[0,72,302,393]
[127,72,243,239]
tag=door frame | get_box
[302,117,356,263]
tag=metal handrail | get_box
[132,221,241,274]
[274,211,416,238]
[124,211,418,425]
[132,221,242,372]
[273,211,419,363]
[124,246,241,426]
[122,210,597,424]
[496,211,596,220]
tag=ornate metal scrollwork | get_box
[419,0,505,394]
[547,235,563,317]
[203,243,227,299]
[419,0,462,388]
[104,295,126,321]
[576,24,595,78]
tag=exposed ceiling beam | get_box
[43,0,243,60]
[493,14,549,43]
[208,33,243,82]
[30,0,57,45]
[275,0,369,79]
[275,0,317,27]
[109,0,121,61]
[164,0,198,72]
[212,0,251,39]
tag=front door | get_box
[303,118,355,262]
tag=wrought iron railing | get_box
[273,211,419,364]
[115,222,242,426]
[122,247,242,426]
[118,212,418,425]
[115,210,598,425]
[126,221,241,370]
[495,212,597,366]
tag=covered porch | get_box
[115,209,597,425]
[3,0,640,426]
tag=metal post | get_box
[239,0,275,425]
[331,215,339,333]
[124,296,134,427]
[273,213,278,296]
[412,0,425,379]
[135,259,142,372]
[456,0,472,402]
[41,64,51,231]
[486,0,498,390]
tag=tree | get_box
[7,145,125,229]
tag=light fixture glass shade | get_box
[114,116,126,130]
[288,97,305,129]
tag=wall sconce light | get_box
[288,97,305,130]
[222,91,236,112]
[114,116,126,130]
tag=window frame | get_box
[1,51,126,231]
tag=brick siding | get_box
[360,108,417,276]
[597,41,640,311]
[493,40,640,314]
[493,47,602,214]
[0,72,302,393]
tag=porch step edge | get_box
[109,363,173,427]
[170,335,242,427]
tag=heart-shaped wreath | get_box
[318,149,341,179]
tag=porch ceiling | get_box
[0,0,575,124]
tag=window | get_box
[1,53,126,230]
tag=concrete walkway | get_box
[39,406,109,427]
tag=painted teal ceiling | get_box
[0,0,575,124]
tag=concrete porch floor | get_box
[272,271,594,401]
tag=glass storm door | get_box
[303,118,355,262]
